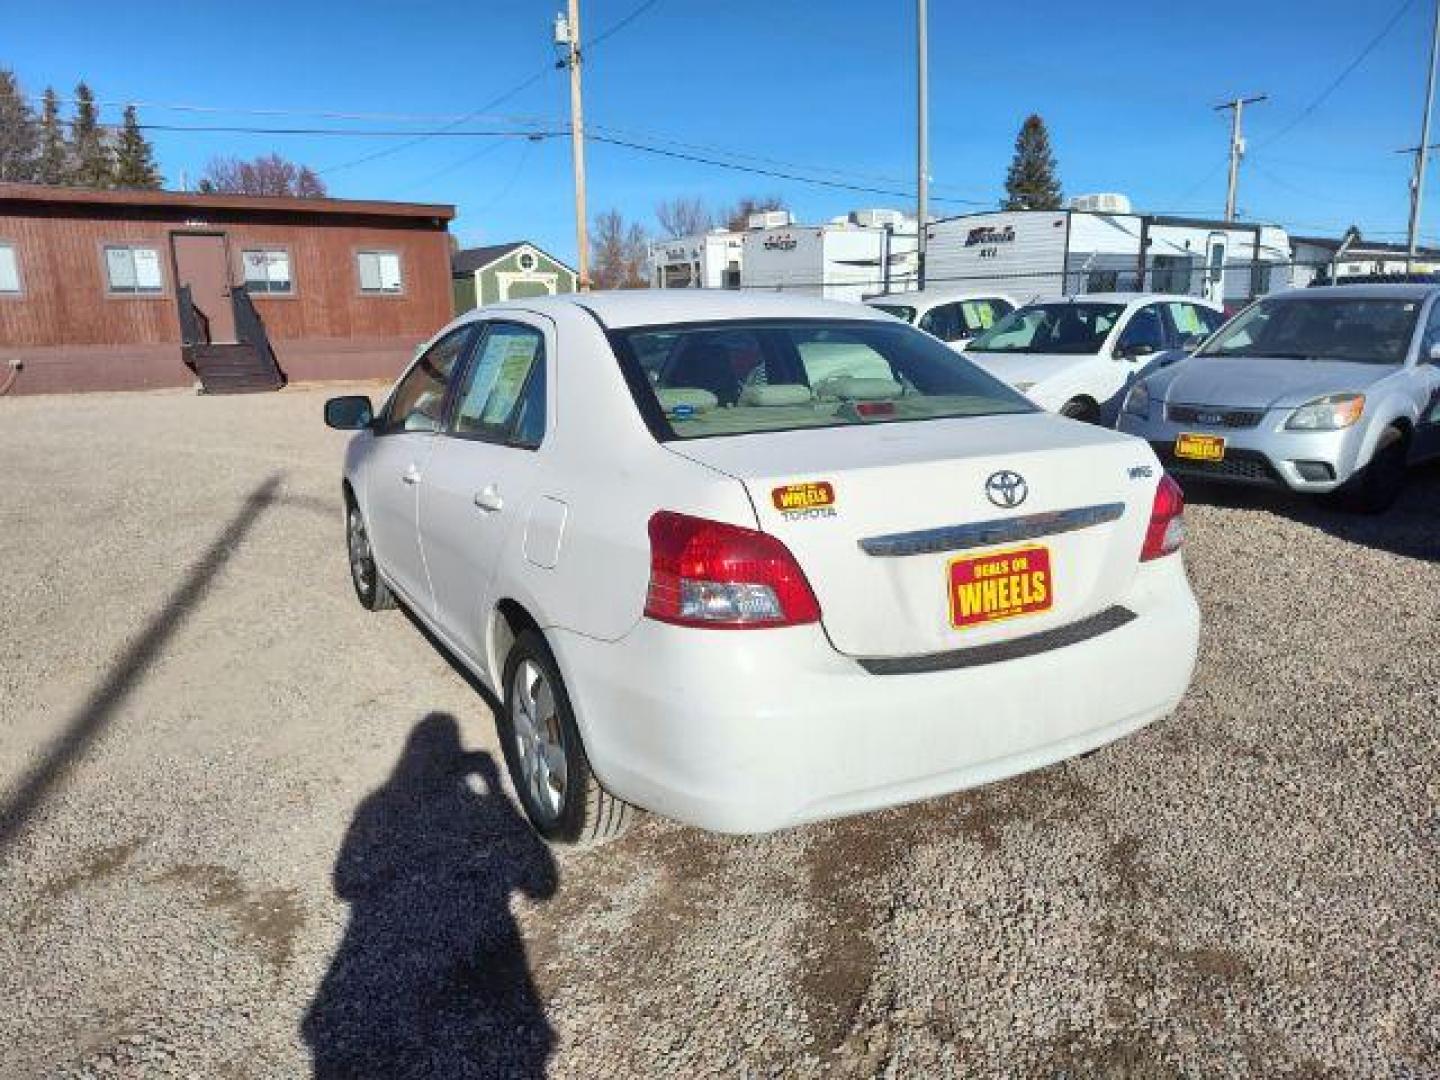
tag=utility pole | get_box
[916,0,929,289]
[1406,0,1440,267]
[556,3,590,289]
[1215,94,1266,222]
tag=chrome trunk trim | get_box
[858,502,1126,558]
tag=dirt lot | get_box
[0,385,1436,1079]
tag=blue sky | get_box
[8,0,1440,261]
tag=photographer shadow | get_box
[302,713,558,1079]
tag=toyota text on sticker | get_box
[949,546,1054,629]
[773,481,837,520]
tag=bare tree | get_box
[589,209,649,290]
[197,153,328,197]
[655,196,712,238]
[722,194,787,231]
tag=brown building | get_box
[0,183,455,395]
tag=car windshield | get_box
[612,319,1036,441]
[966,302,1126,355]
[868,303,916,323]
[1198,297,1421,365]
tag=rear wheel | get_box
[500,630,635,846]
[1333,426,1407,514]
[1060,397,1101,424]
[346,502,396,610]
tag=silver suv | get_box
[1118,285,1440,512]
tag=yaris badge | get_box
[986,470,1028,508]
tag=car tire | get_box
[1060,397,1101,424]
[1334,425,1407,514]
[500,630,635,846]
[346,502,396,611]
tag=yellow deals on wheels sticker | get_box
[772,481,837,520]
[949,545,1053,629]
[1175,433,1226,461]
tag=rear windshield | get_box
[1197,297,1421,365]
[611,319,1035,441]
[966,302,1126,355]
[868,303,916,323]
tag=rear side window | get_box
[611,319,1035,441]
[379,326,472,434]
[451,323,546,445]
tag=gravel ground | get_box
[0,385,1436,1079]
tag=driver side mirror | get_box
[1428,343,1440,363]
[1115,342,1156,360]
[324,395,374,430]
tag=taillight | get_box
[645,511,822,628]
[1140,474,1185,561]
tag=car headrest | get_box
[816,376,903,401]
[657,387,719,415]
[738,383,813,407]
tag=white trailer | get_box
[741,209,919,301]
[648,229,743,289]
[925,195,1291,311]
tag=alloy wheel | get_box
[510,659,568,822]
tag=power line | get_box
[1255,0,1419,152]
[125,122,559,138]
[586,133,988,205]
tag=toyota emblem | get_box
[985,470,1028,509]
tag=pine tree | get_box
[36,87,68,185]
[1002,114,1062,211]
[71,82,112,188]
[113,104,161,188]
[0,68,39,183]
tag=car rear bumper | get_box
[1117,412,1361,492]
[548,556,1199,834]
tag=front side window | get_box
[1116,305,1168,353]
[242,249,293,294]
[358,250,403,294]
[0,243,19,294]
[1166,302,1223,349]
[380,327,472,434]
[1198,297,1421,365]
[967,302,1126,356]
[452,323,546,444]
[612,319,1034,441]
[919,303,964,341]
[104,244,164,294]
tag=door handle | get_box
[474,485,504,512]
[402,465,422,485]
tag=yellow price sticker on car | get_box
[1175,433,1226,461]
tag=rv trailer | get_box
[741,209,919,301]
[648,229,743,289]
[925,195,1291,311]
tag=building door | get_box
[171,233,237,343]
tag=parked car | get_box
[1118,284,1440,512]
[325,291,1200,844]
[960,293,1226,423]
[865,288,1016,349]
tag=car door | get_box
[1413,297,1440,460]
[363,325,475,611]
[418,318,551,663]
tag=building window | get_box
[517,251,537,271]
[104,244,164,294]
[241,249,293,294]
[357,250,403,294]
[0,243,19,294]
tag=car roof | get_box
[1271,283,1440,301]
[864,287,1014,306]
[1025,291,1222,308]
[479,288,893,329]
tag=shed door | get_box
[172,233,237,343]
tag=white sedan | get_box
[962,293,1226,423]
[325,291,1200,844]
[865,288,1016,349]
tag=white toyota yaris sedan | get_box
[325,291,1199,844]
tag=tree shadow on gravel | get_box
[1178,458,1440,563]
[302,713,558,1080]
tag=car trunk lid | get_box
[665,414,1156,658]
